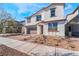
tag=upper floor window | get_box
[27,17,31,23]
[50,8,55,17]
[48,22,58,32]
[36,15,41,21]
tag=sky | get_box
[1,3,79,21]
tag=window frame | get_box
[48,23,53,30]
[36,15,42,21]
[50,8,56,17]
[27,17,31,23]
[53,22,57,30]
[48,22,58,32]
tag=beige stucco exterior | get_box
[25,4,65,26]
[42,21,65,37]
[24,3,79,37]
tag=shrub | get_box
[55,43,59,46]
[0,28,2,33]
[57,39,62,43]
[23,38,27,41]
[69,44,75,48]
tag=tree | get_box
[0,22,3,33]
[0,4,23,33]
[0,5,15,33]
[7,19,15,33]
[0,8,11,21]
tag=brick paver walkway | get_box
[0,37,79,56]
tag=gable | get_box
[28,3,65,18]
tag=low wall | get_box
[0,33,22,37]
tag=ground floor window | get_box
[48,22,58,32]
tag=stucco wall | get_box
[25,4,65,36]
[25,4,65,26]
[44,4,64,20]
[43,23,48,35]
[56,21,65,36]
[37,25,41,34]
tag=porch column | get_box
[37,25,41,34]
[22,26,27,35]
[43,23,48,35]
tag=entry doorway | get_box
[40,25,43,34]
[68,26,72,37]
[65,25,72,37]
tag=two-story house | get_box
[23,3,79,37]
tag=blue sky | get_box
[1,3,79,21]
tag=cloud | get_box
[2,3,49,21]
[14,3,49,14]
[18,8,27,14]
[14,4,28,14]
[65,4,72,10]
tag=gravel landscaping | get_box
[6,35,79,51]
[0,44,28,56]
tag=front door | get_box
[41,25,43,34]
[68,26,72,36]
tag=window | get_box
[48,22,58,31]
[27,17,31,23]
[53,22,57,30]
[48,23,53,30]
[27,19,31,23]
[50,8,55,17]
[36,15,41,21]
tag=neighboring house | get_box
[20,20,26,34]
[24,3,79,37]
[0,20,23,33]
[65,7,79,37]
[14,21,23,33]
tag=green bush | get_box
[0,28,2,33]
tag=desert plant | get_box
[34,40,37,43]
[23,38,27,41]
[61,37,65,40]
[40,41,44,44]
[57,39,62,43]
[55,43,59,46]
[69,44,75,48]
[67,39,72,43]
[43,35,47,39]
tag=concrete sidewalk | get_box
[0,37,79,56]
